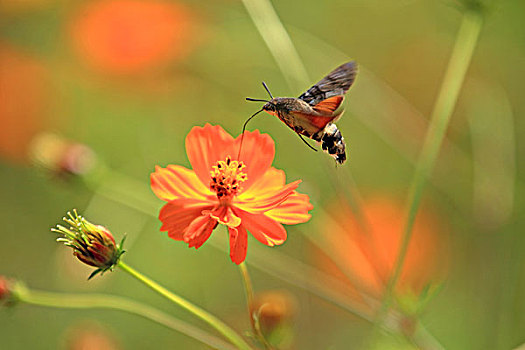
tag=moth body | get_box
[263,98,346,164]
[251,61,357,164]
[263,98,315,134]
[315,123,346,164]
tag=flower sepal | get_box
[52,210,126,279]
[86,235,127,280]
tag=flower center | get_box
[210,156,247,199]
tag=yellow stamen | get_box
[210,156,247,199]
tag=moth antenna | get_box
[246,97,269,103]
[245,97,277,108]
[297,133,318,152]
[237,109,264,160]
[262,82,273,99]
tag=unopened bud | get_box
[0,276,21,307]
[0,276,10,303]
[399,315,417,338]
[30,133,97,178]
[250,290,297,348]
[64,321,121,350]
[52,210,125,279]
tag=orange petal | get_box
[234,180,301,214]
[240,167,285,195]
[265,192,313,225]
[183,214,217,249]
[185,124,235,187]
[235,209,286,247]
[229,225,248,264]
[159,199,214,241]
[234,129,275,192]
[151,164,214,202]
[206,206,241,228]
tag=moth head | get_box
[262,101,276,112]
[245,81,276,111]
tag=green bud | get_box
[52,210,125,279]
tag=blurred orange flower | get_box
[30,133,97,179]
[63,321,121,350]
[151,124,313,264]
[0,44,52,163]
[70,0,196,75]
[319,197,447,301]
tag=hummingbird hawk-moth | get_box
[245,61,357,164]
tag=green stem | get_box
[239,262,253,307]
[241,0,309,90]
[13,285,235,350]
[239,263,255,309]
[117,260,253,350]
[238,263,272,349]
[377,9,483,319]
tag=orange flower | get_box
[151,124,312,264]
[70,0,196,75]
[318,197,448,300]
[0,44,53,163]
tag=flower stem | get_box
[377,9,483,320]
[238,263,272,349]
[239,263,254,309]
[12,284,235,350]
[117,260,253,350]
[241,0,309,91]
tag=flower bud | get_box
[52,210,125,279]
[249,290,297,348]
[399,315,417,338]
[64,321,121,350]
[0,276,22,307]
[29,132,97,179]
[0,276,10,303]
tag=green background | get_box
[1,0,524,349]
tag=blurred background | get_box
[0,0,524,349]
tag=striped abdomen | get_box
[313,123,346,164]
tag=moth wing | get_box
[288,96,344,135]
[298,61,357,106]
[292,110,341,135]
[312,95,344,115]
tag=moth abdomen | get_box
[319,123,346,164]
